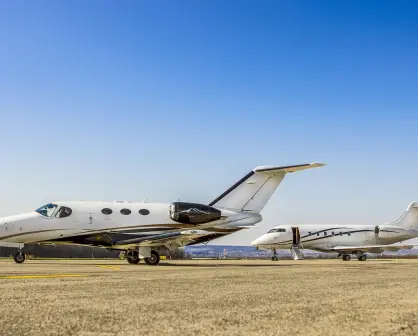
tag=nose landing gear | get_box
[271,249,279,261]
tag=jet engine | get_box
[169,202,222,224]
[374,225,405,239]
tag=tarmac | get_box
[1,258,418,336]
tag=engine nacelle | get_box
[169,202,222,224]
[374,225,406,239]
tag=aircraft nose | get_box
[251,236,263,246]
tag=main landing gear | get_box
[14,251,26,264]
[341,253,367,261]
[125,250,161,266]
[126,250,140,264]
[357,254,367,261]
[144,250,160,266]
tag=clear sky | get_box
[1,1,418,245]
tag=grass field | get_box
[1,259,418,336]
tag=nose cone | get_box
[251,236,264,246]
[0,212,40,225]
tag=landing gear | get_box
[341,253,367,261]
[357,253,367,261]
[126,250,140,264]
[144,250,160,266]
[271,249,278,261]
[14,251,25,264]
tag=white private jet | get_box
[251,201,418,261]
[0,163,324,265]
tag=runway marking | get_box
[0,274,88,279]
[97,265,121,270]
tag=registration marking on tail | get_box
[0,274,88,279]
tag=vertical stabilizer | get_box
[391,201,418,229]
[208,163,325,213]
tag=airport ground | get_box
[1,259,418,336]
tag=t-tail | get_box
[208,162,325,213]
[391,201,418,229]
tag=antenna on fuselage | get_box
[142,197,148,203]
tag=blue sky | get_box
[1,1,418,245]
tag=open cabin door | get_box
[291,227,301,245]
[290,227,304,260]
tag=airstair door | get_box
[292,227,301,245]
[291,227,304,260]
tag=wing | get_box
[113,229,221,249]
[332,244,416,254]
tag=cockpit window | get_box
[35,203,58,217]
[267,228,286,233]
[56,206,72,218]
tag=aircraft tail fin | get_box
[208,163,325,213]
[391,201,418,229]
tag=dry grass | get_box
[1,259,418,336]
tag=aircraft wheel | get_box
[358,255,367,261]
[144,250,160,266]
[342,254,351,261]
[127,256,140,264]
[14,251,25,264]
[271,256,278,261]
[126,250,140,264]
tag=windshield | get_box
[267,228,286,233]
[35,203,58,217]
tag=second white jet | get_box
[251,201,418,261]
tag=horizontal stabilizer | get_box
[254,163,325,173]
[209,162,325,213]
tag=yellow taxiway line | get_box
[96,265,121,270]
[0,274,88,279]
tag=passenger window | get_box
[121,208,131,215]
[56,207,72,218]
[102,208,113,215]
[139,209,150,215]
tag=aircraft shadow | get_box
[17,261,292,268]
[158,262,293,268]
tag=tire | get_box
[126,250,140,264]
[342,254,351,261]
[144,250,160,266]
[127,257,140,264]
[358,255,367,261]
[14,252,25,264]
